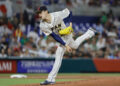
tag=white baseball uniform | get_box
[40,8,95,82]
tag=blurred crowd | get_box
[42,0,120,6]
[42,0,120,13]
[0,14,58,58]
[0,0,120,59]
[67,0,120,7]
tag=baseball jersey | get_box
[39,8,72,42]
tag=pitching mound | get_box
[11,74,120,86]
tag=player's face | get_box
[39,11,48,20]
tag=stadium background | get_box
[0,0,120,86]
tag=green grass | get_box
[0,78,43,86]
[0,73,120,86]
[0,78,83,86]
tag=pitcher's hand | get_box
[70,22,72,27]
[65,45,72,52]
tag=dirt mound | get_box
[11,75,120,86]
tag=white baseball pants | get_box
[47,29,95,82]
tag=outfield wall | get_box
[0,58,120,73]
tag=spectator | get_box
[12,16,19,29]
[25,5,34,24]
[0,18,5,37]
[38,46,50,58]
[96,36,106,50]
[5,0,13,18]
[116,51,120,59]
[7,48,13,56]
[19,20,26,33]
[10,37,21,51]
[101,0,110,14]
[113,18,120,28]
[96,49,104,58]
[27,29,39,43]
[20,35,29,46]
[95,21,104,34]
[13,26,23,41]
[20,49,31,57]
[0,48,7,58]
[106,37,118,54]
[66,0,72,7]
[13,48,21,56]
[100,12,108,25]
[0,36,9,51]
[0,4,7,16]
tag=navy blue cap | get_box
[36,6,47,14]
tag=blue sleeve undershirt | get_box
[49,12,72,46]
[50,32,66,46]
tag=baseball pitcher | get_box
[36,6,95,85]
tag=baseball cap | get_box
[36,6,47,14]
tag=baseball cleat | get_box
[40,80,55,85]
[89,27,97,33]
